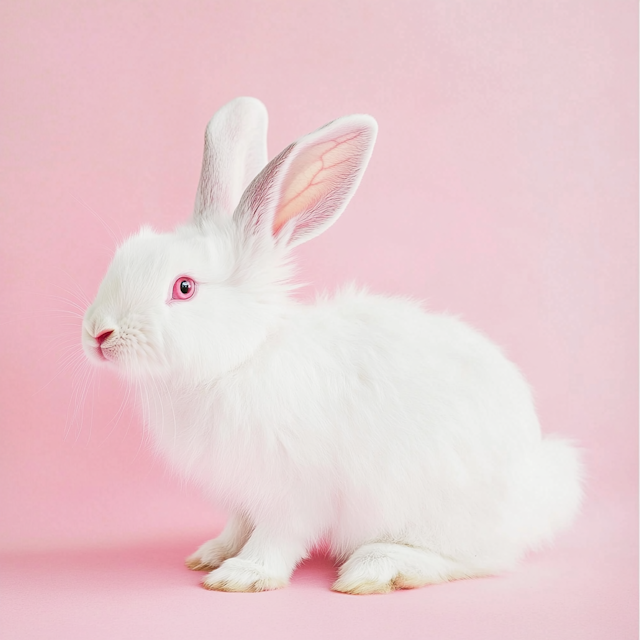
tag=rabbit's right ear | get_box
[193,97,268,222]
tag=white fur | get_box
[82,97,583,594]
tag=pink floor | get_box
[2,502,636,640]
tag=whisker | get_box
[47,281,92,306]
[102,377,132,443]
[69,363,93,443]
[45,294,88,313]
[44,284,91,315]
[37,350,86,395]
[87,369,97,444]
[65,359,90,440]
[47,310,85,321]
[120,366,136,446]
[71,194,122,246]
[77,368,96,444]
[133,381,151,462]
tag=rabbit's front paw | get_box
[186,538,233,571]
[202,558,288,592]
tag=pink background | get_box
[0,1,637,638]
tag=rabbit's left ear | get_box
[235,114,377,249]
[193,97,268,221]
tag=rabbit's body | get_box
[145,286,579,579]
[83,98,582,593]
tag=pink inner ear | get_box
[272,131,366,234]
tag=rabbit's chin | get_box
[83,343,170,380]
[121,352,182,381]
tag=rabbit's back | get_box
[287,285,541,455]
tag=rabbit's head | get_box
[82,97,377,380]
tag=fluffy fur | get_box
[82,97,583,594]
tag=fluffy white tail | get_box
[510,436,584,552]
[532,437,584,546]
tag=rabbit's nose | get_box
[95,329,114,346]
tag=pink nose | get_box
[95,329,114,346]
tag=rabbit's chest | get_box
[144,386,277,493]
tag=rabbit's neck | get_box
[136,300,302,436]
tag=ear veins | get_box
[273,131,364,234]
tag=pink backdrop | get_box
[1,1,637,638]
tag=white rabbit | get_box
[82,97,583,594]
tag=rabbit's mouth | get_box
[82,319,169,377]
[82,326,116,365]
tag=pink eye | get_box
[172,276,196,300]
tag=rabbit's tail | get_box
[515,436,584,550]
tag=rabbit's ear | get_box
[235,115,377,249]
[193,97,268,221]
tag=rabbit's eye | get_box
[172,276,196,301]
